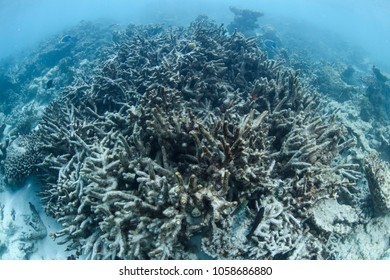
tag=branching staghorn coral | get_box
[33,17,362,259]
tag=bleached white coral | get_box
[310,199,358,235]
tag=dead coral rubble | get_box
[34,17,360,259]
[364,152,390,214]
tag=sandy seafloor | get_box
[0,181,69,259]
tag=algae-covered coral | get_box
[23,16,363,260]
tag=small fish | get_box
[60,35,72,43]
[232,200,248,216]
[46,79,53,89]
[263,39,276,49]
[246,206,265,239]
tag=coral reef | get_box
[0,114,7,162]
[227,6,264,36]
[0,20,117,136]
[28,17,364,260]
[0,21,119,188]
[2,133,43,186]
[311,62,361,102]
[327,215,390,259]
[364,66,390,121]
[310,198,358,235]
[363,152,390,214]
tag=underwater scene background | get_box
[1,0,390,260]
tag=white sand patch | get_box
[0,179,71,260]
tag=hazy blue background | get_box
[1,0,389,70]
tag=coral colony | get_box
[1,12,390,260]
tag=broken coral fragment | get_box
[364,152,390,213]
[310,199,358,235]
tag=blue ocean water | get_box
[1,0,389,70]
[1,0,390,260]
